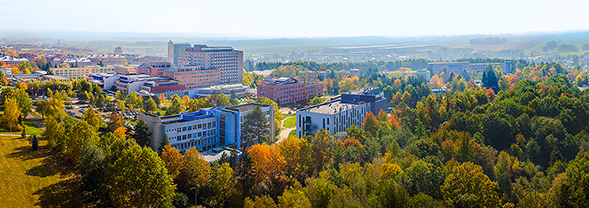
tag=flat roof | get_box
[299,99,363,115]
[225,103,270,112]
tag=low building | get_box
[88,73,121,90]
[53,66,116,79]
[257,77,323,105]
[138,103,275,152]
[295,87,386,137]
[115,65,137,74]
[428,61,512,75]
[137,62,172,76]
[114,74,184,94]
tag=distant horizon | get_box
[1,29,588,41]
[2,0,588,39]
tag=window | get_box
[182,135,187,140]
[177,128,181,132]
[198,132,202,137]
[188,134,192,139]
[182,127,187,131]
[177,136,181,141]
[188,126,192,130]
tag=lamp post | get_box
[190,187,197,206]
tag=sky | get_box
[1,0,589,38]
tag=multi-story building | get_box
[138,103,275,152]
[257,77,323,105]
[218,103,275,151]
[163,65,221,89]
[168,41,191,66]
[297,69,360,82]
[114,74,184,94]
[137,62,172,76]
[428,61,513,75]
[53,66,116,79]
[139,109,220,152]
[295,87,386,137]
[115,65,137,75]
[88,73,121,90]
[177,45,243,85]
[140,83,250,100]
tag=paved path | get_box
[277,117,295,143]
[26,111,45,130]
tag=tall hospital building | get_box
[168,41,243,85]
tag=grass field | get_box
[0,119,44,136]
[289,130,296,138]
[0,136,86,207]
[283,117,296,128]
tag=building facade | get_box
[296,99,369,137]
[428,61,513,75]
[257,77,323,105]
[177,45,244,85]
[163,65,221,89]
[168,41,191,65]
[138,103,275,152]
[53,66,116,78]
[114,74,184,94]
[137,62,172,76]
[295,87,387,137]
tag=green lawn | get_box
[0,119,44,135]
[283,117,296,128]
[289,130,296,138]
[0,136,87,207]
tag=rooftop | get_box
[299,99,363,115]
[225,103,271,113]
[344,87,381,96]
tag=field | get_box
[0,119,44,136]
[0,136,87,207]
[283,117,296,128]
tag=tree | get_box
[83,106,102,130]
[405,159,445,198]
[78,140,107,198]
[1,98,21,132]
[31,135,38,151]
[442,162,500,207]
[178,147,211,204]
[115,90,125,100]
[248,144,287,197]
[555,151,589,207]
[241,106,270,146]
[165,95,185,116]
[67,120,98,162]
[108,145,175,207]
[209,163,236,207]
[310,97,325,105]
[217,93,231,107]
[160,145,183,180]
[379,179,410,208]
[362,111,379,137]
[278,185,311,208]
[132,120,151,147]
[144,97,157,112]
[482,64,499,92]
[14,88,32,121]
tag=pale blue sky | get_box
[1,0,588,38]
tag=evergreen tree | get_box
[241,106,270,146]
[482,64,499,92]
[31,135,38,151]
[133,120,151,147]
